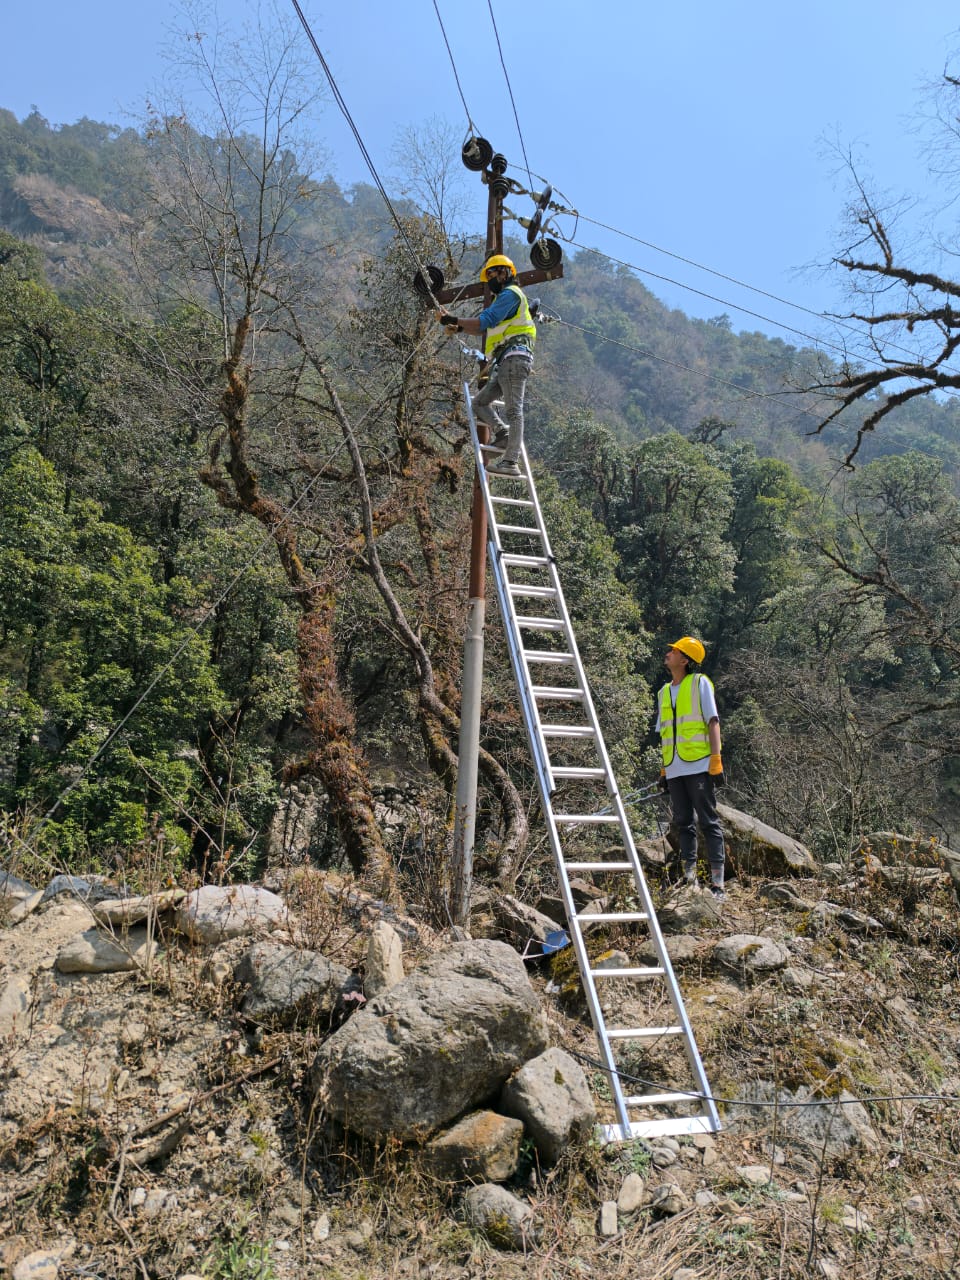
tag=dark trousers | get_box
[667,772,725,871]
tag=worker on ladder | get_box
[437,254,536,478]
[656,636,727,899]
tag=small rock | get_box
[649,1182,687,1216]
[737,1164,773,1186]
[13,1253,60,1280]
[8,890,44,925]
[365,920,405,996]
[425,1110,523,1182]
[651,1146,677,1168]
[143,1190,178,1218]
[598,1201,618,1237]
[903,1193,930,1215]
[312,1214,331,1242]
[462,1184,537,1250]
[841,1204,870,1233]
[782,966,814,990]
[617,1172,644,1214]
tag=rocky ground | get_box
[2,819,960,1280]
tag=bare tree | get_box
[141,8,532,902]
[810,70,960,463]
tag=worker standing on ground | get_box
[437,254,536,478]
[655,636,727,899]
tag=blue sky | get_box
[3,2,959,344]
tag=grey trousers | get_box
[472,352,533,464]
[667,772,725,883]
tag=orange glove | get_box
[708,754,724,776]
[657,768,668,794]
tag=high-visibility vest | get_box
[659,674,710,766]
[483,285,537,361]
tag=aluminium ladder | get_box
[466,386,721,1141]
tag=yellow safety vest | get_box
[659,674,710,766]
[483,285,537,361]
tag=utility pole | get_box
[443,149,563,928]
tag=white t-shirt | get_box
[655,674,719,779]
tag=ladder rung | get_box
[564,859,631,869]
[531,686,584,701]
[541,724,595,738]
[509,584,557,598]
[552,767,606,779]
[554,814,618,825]
[622,1091,699,1107]
[501,553,549,568]
[591,966,664,979]
[599,1115,717,1142]
[607,1026,683,1039]
[575,910,647,922]
[517,617,566,632]
[490,495,534,507]
[523,650,574,665]
[497,522,541,535]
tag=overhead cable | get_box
[485,0,533,189]
[573,212,960,380]
[551,315,832,426]
[432,0,480,136]
[290,0,441,307]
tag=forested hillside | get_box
[1,92,958,895]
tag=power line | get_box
[550,314,833,427]
[432,0,479,136]
[565,1044,960,1114]
[558,233,960,409]
[575,210,960,380]
[426,4,960,398]
[564,235,860,363]
[485,0,533,189]
[290,0,441,308]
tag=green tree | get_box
[0,447,223,861]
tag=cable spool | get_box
[412,265,445,299]
[461,136,493,172]
[529,238,563,272]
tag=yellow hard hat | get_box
[480,254,517,281]
[669,635,706,665]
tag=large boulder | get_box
[713,933,791,977]
[55,926,157,974]
[717,803,816,878]
[176,885,288,944]
[310,940,548,1141]
[856,832,960,904]
[499,1047,595,1164]
[424,1111,524,1182]
[727,1083,879,1160]
[235,940,353,1028]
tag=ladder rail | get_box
[463,385,720,1139]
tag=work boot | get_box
[480,428,510,454]
[682,861,698,886]
[709,867,725,901]
[487,457,521,477]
